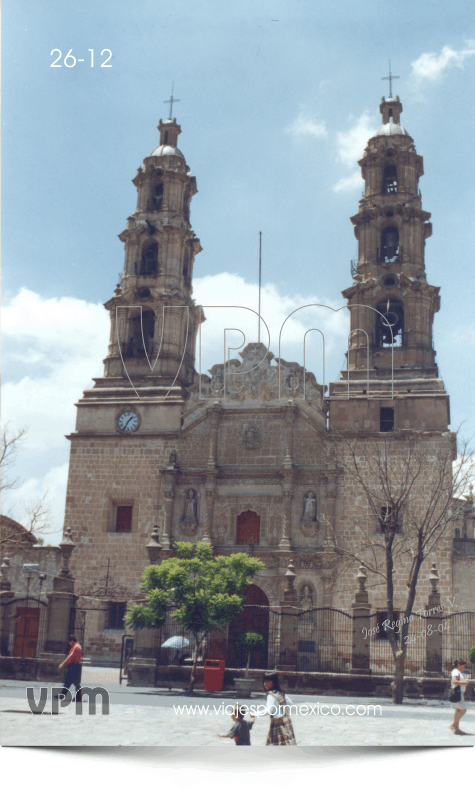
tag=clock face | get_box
[117,411,139,433]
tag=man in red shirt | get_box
[55,635,83,702]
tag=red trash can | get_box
[204,659,225,691]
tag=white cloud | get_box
[286,108,328,138]
[333,172,363,194]
[335,111,373,169]
[193,272,349,374]
[411,42,475,82]
[2,289,109,454]
[333,111,373,193]
[2,288,107,351]
[452,326,475,347]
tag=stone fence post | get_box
[276,560,299,671]
[0,557,14,657]
[350,564,372,674]
[127,526,162,686]
[38,528,78,681]
[424,562,443,677]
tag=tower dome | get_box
[375,122,409,137]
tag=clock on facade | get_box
[117,411,139,433]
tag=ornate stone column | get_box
[350,564,372,674]
[279,485,293,550]
[203,481,216,547]
[207,401,221,467]
[283,402,296,470]
[160,472,176,551]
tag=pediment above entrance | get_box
[187,342,325,408]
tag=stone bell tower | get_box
[103,116,203,389]
[71,115,204,439]
[328,96,450,433]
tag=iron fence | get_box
[441,612,475,674]
[225,604,279,670]
[297,607,353,672]
[156,609,210,666]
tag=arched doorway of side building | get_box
[227,584,269,669]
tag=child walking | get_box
[218,705,255,745]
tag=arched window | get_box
[382,165,398,194]
[376,299,404,347]
[140,242,158,276]
[380,227,400,262]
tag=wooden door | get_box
[236,510,260,545]
[13,607,40,657]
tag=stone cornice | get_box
[350,204,431,227]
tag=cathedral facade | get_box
[65,98,474,665]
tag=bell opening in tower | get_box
[125,310,155,358]
[378,226,401,263]
[376,300,404,348]
[140,242,159,276]
[382,165,398,194]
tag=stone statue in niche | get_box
[180,488,199,535]
[300,491,318,536]
[302,492,317,521]
[300,585,314,611]
[167,449,177,468]
[184,489,197,520]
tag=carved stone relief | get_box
[188,342,324,407]
[242,423,262,449]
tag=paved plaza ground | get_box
[0,667,474,747]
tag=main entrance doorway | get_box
[227,584,269,669]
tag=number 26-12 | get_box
[50,49,112,67]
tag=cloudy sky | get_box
[2,0,475,544]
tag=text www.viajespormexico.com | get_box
[173,702,382,717]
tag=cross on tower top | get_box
[381,60,400,98]
[163,83,180,119]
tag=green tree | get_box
[126,541,264,694]
[236,631,265,679]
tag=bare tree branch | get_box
[330,430,475,703]
[0,423,28,492]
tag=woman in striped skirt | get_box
[262,671,297,745]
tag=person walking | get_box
[261,671,296,745]
[449,659,469,735]
[55,635,83,702]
